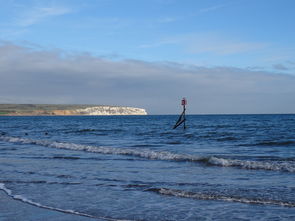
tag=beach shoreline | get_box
[0,191,98,221]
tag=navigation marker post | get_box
[173,98,187,130]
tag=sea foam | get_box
[146,187,295,207]
[0,182,132,221]
[1,135,295,173]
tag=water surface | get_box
[0,115,295,220]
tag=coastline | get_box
[0,104,147,116]
[0,191,97,221]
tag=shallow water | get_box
[0,115,295,220]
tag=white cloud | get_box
[273,64,289,71]
[139,39,178,48]
[157,17,178,23]
[199,4,226,13]
[1,42,295,114]
[189,40,265,55]
[181,33,267,55]
[17,6,71,27]
[140,33,267,55]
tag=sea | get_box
[0,115,295,220]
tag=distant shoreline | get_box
[0,104,147,116]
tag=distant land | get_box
[0,104,147,116]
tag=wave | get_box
[1,135,295,173]
[207,157,295,172]
[256,140,295,146]
[20,155,134,162]
[0,180,81,185]
[65,128,124,134]
[0,183,132,221]
[241,140,295,147]
[52,156,80,160]
[216,136,238,141]
[146,187,295,207]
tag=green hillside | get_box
[0,104,103,114]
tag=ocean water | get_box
[0,115,295,220]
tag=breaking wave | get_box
[0,183,96,219]
[1,135,295,173]
[0,180,81,185]
[207,157,295,172]
[146,187,295,207]
[0,183,131,221]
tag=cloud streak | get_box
[17,6,71,27]
[139,33,267,55]
[199,4,226,13]
[273,64,289,71]
[177,33,267,55]
[0,42,295,114]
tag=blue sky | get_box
[1,0,295,114]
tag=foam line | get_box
[0,183,132,221]
[147,187,295,207]
[1,135,295,173]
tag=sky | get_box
[0,0,295,114]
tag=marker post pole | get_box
[173,98,187,130]
[181,98,187,130]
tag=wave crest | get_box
[0,183,132,221]
[146,187,295,207]
[1,135,295,173]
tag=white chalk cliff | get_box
[75,106,147,115]
[0,104,147,116]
